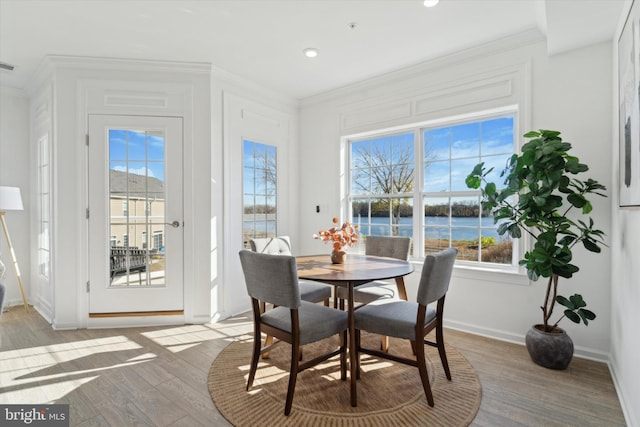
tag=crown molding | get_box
[211,64,299,112]
[44,55,211,74]
[300,28,544,108]
[25,55,212,97]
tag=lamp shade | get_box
[0,186,24,211]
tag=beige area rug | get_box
[208,333,481,426]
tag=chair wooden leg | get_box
[285,344,301,415]
[262,335,274,359]
[340,330,348,381]
[380,335,389,352]
[355,330,361,380]
[395,277,408,301]
[436,321,451,380]
[247,327,262,391]
[415,339,434,407]
[323,298,330,307]
[260,301,273,359]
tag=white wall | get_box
[298,32,613,360]
[610,2,640,425]
[24,57,211,329]
[211,67,299,319]
[610,208,640,427]
[0,87,30,310]
[531,42,614,357]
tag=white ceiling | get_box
[0,0,627,100]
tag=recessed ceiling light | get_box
[303,48,318,58]
[423,0,439,7]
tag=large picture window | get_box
[348,111,517,267]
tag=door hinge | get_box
[86,281,90,293]
[86,208,90,219]
[85,134,89,146]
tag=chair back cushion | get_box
[365,236,411,260]
[249,236,292,255]
[416,248,458,305]
[239,250,301,308]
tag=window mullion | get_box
[415,128,424,258]
[347,110,517,271]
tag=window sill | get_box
[409,258,531,286]
[454,263,531,286]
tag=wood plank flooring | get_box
[0,307,626,426]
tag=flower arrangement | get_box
[313,217,359,253]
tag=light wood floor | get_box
[0,307,626,426]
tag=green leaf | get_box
[580,309,596,320]
[583,239,601,253]
[486,182,496,196]
[564,310,581,323]
[497,222,510,235]
[523,131,541,138]
[568,193,587,208]
[510,225,522,238]
[569,294,586,309]
[465,174,481,189]
[556,295,573,309]
[540,130,562,139]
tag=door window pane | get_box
[109,128,167,287]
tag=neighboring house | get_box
[108,169,165,251]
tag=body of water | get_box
[245,215,507,242]
[354,216,505,241]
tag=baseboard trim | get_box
[608,360,636,427]
[444,319,609,363]
[89,310,184,318]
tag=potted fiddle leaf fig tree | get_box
[466,129,607,370]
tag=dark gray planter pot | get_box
[525,324,574,370]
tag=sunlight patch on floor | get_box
[0,336,150,404]
[140,323,250,351]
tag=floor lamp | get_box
[0,186,29,311]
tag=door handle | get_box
[165,221,181,228]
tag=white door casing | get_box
[88,114,184,313]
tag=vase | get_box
[330,250,347,264]
[525,324,574,370]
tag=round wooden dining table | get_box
[296,253,415,407]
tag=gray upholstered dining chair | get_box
[250,236,333,359]
[239,250,348,416]
[250,236,332,306]
[336,236,411,306]
[354,247,457,407]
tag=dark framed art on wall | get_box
[619,0,640,206]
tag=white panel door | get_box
[88,115,184,313]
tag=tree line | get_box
[244,205,276,214]
[352,200,488,218]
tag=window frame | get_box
[242,139,278,248]
[344,106,525,274]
